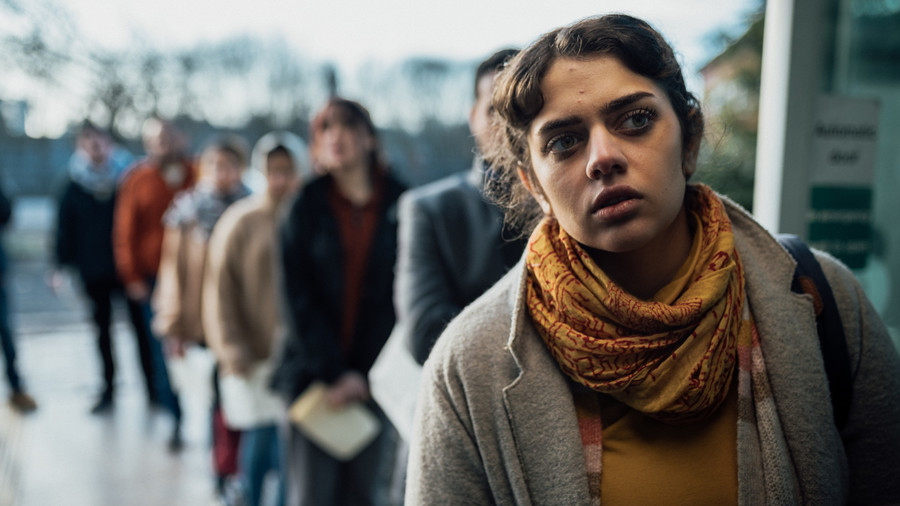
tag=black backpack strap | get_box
[777,234,852,430]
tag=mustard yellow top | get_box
[591,380,738,505]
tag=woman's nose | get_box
[585,128,626,179]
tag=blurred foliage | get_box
[694,10,765,211]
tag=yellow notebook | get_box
[288,381,381,461]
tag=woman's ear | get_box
[517,164,552,216]
[682,144,698,180]
[681,107,703,180]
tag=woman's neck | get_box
[331,162,374,207]
[590,206,693,301]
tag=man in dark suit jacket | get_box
[394,48,524,364]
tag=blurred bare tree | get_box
[403,58,451,121]
[0,0,78,83]
[0,0,484,187]
[0,0,318,139]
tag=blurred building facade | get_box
[699,15,764,210]
[754,0,899,342]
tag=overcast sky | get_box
[67,0,759,69]
[11,0,761,136]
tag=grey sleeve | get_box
[395,195,464,364]
[820,253,900,504]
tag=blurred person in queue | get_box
[113,117,196,450]
[152,133,251,491]
[394,48,525,367]
[152,134,251,357]
[203,131,310,506]
[272,98,405,506]
[0,184,37,413]
[406,14,900,505]
[53,121,159,414]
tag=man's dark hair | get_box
[206,133,249,168]
[77,120,107,139]
[474,48,519,98]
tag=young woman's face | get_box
[265,151,299,200]
[525,55,687,255]
[315,116,374,173]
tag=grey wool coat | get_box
[406,197,900,505]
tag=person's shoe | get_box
[147,387,159,407]
[90,391,114,414]
[9,391,37,413]
[167,425,184,453]
[215,475,228,498]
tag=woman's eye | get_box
[621,108,657,132]
[547,134,579,153]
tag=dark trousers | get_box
[136,296,182,424]
[82,278,156,398]
[0,275,22,393]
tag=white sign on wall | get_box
[810,94,880,185]
[807,94,880,269]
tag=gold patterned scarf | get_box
[525,184,747,423]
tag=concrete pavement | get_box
[1,260,222,506]
[0,197,224,506]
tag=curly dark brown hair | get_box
[484,14,705,236]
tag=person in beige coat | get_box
[203,131,309,506]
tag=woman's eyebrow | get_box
[533,91,656,139]
[601,91,655,115]
[534,116,582,139]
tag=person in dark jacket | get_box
[0,183,37,413]
[394,48,524,366]
[272,98,405,506]
[53,121,156,413]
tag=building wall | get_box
[755,0,900,344]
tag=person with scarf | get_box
[53,121,157,414]
[406,14,900,505]
[152,133,251,496]
[152,135,251,350]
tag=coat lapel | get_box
[501,265,593,505]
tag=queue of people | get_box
[26,11,899,506]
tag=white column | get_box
[753,0,832,236]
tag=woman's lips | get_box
[592,186,642,221]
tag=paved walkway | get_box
[0,254,223,505]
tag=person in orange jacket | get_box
[113,116,196,451]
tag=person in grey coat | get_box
[407,14,900,505]
[395,48,524,365]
